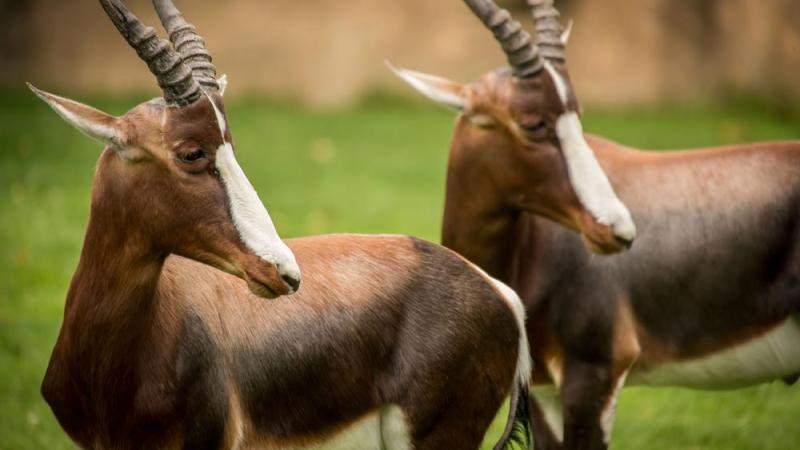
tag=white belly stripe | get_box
[242,406,412,450]
[628,316,800,389]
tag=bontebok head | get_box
[29,0,300,297]
[391,0,636,254]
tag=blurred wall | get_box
[3,0,800,107]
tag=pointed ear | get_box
[217,74,228,96]
[386,62,469,112]
[561,20,574,45]
[27,83,127,149]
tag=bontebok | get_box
[34,1,533,449]
[394,0,800,449]
[390,0,636,258]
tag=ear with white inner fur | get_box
[386,62,469,112]
[27,83,127,149]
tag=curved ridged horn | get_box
[463,0,543,78]
[152,0,219,92]
[526,0,566,62]
[99,0,200,106]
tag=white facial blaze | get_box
[544,63,637,241]
[206,93,301,284]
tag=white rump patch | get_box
[461,260,532,386]
[206,93,301,284]
[628,316,800,389]
[543,63,636,241]
[488,277,532,386]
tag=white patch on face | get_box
[627,316,800,389]
[543,63,637,242]
[600,372,627,444]
[205,93,301,286]
[531,385,564,443]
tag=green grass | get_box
[1,90,799,449]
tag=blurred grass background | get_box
[1,90,800,449]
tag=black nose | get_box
[615,236,634,249]
[281,273,301,292]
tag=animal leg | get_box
[408,372,509,450]
[560,358,616,450]
[530,385,564,450]
[410,400,499,450]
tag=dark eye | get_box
[520,121,547,134]
[519,120,550,142]
[181,149,205,162]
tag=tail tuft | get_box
[493,381,533,450]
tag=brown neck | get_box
[440,163,522,282]
[43,186,168,443]
[59,176,166,371]
[66,219,162,325]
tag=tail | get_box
[483,275,533,450]
[459,259,533,449]
[493,378,533,450]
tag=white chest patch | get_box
[243,406,412,450]
[628,316,800,389]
